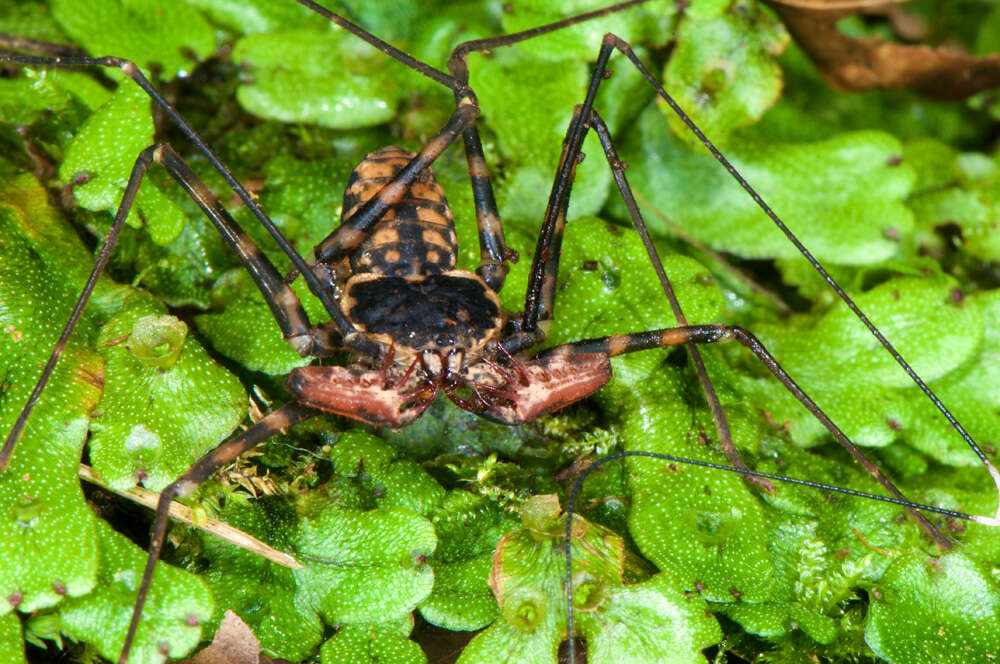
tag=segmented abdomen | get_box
[341,146,457,277]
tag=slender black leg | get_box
[445,0,650,80]
[0,135,374,470]
[0,146,154,470]
[590,109,773,491]
[503,103,591,354]
[539,324,951,549]
[516,42,617,342]
[548,324,962,663]
[302,1,657,292]
[592,32,1000,517]
[308,101,478,265]
[0,51,375,354]
[151,145,338,356]
[117,402,315,664]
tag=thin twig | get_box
[78,464,301,569]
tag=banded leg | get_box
[299,0,492,282]
[591,31,1000,518]
[118,402,315,664]
[545,324,961,663]
[0,51,370,352]
[442,1,653,292]
[308,101,479,266]
[153,145,337,357]
[539,324,952,548]
[500,49,765,492]
[0,142,338,466]
[457,121,516,291]
[292,6,479,269]
[446,47,513,292]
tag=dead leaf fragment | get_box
[765,0,1000,99]
[182,611,277,664]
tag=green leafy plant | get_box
[1,1,999,663]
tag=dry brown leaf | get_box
[862,4,927,40]
[181,611,273,664]
[764,0,1000,99]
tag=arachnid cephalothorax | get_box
[273,143,614,428]
[2,1,1000,663]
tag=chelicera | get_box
[2,1,1000,663]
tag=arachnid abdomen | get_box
[342,146,457,277]
[339,146,501,355]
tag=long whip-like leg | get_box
[598,32,1000,521]
[0,51,375,352]
[118,402,315,664]
[534,32,1000,662]
[1,146,153,469]
[535,65,1000,655]
[547,322,983,661]
[503,39,769,506]
[541,324,954,548]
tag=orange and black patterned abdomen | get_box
[342,146,457,277]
